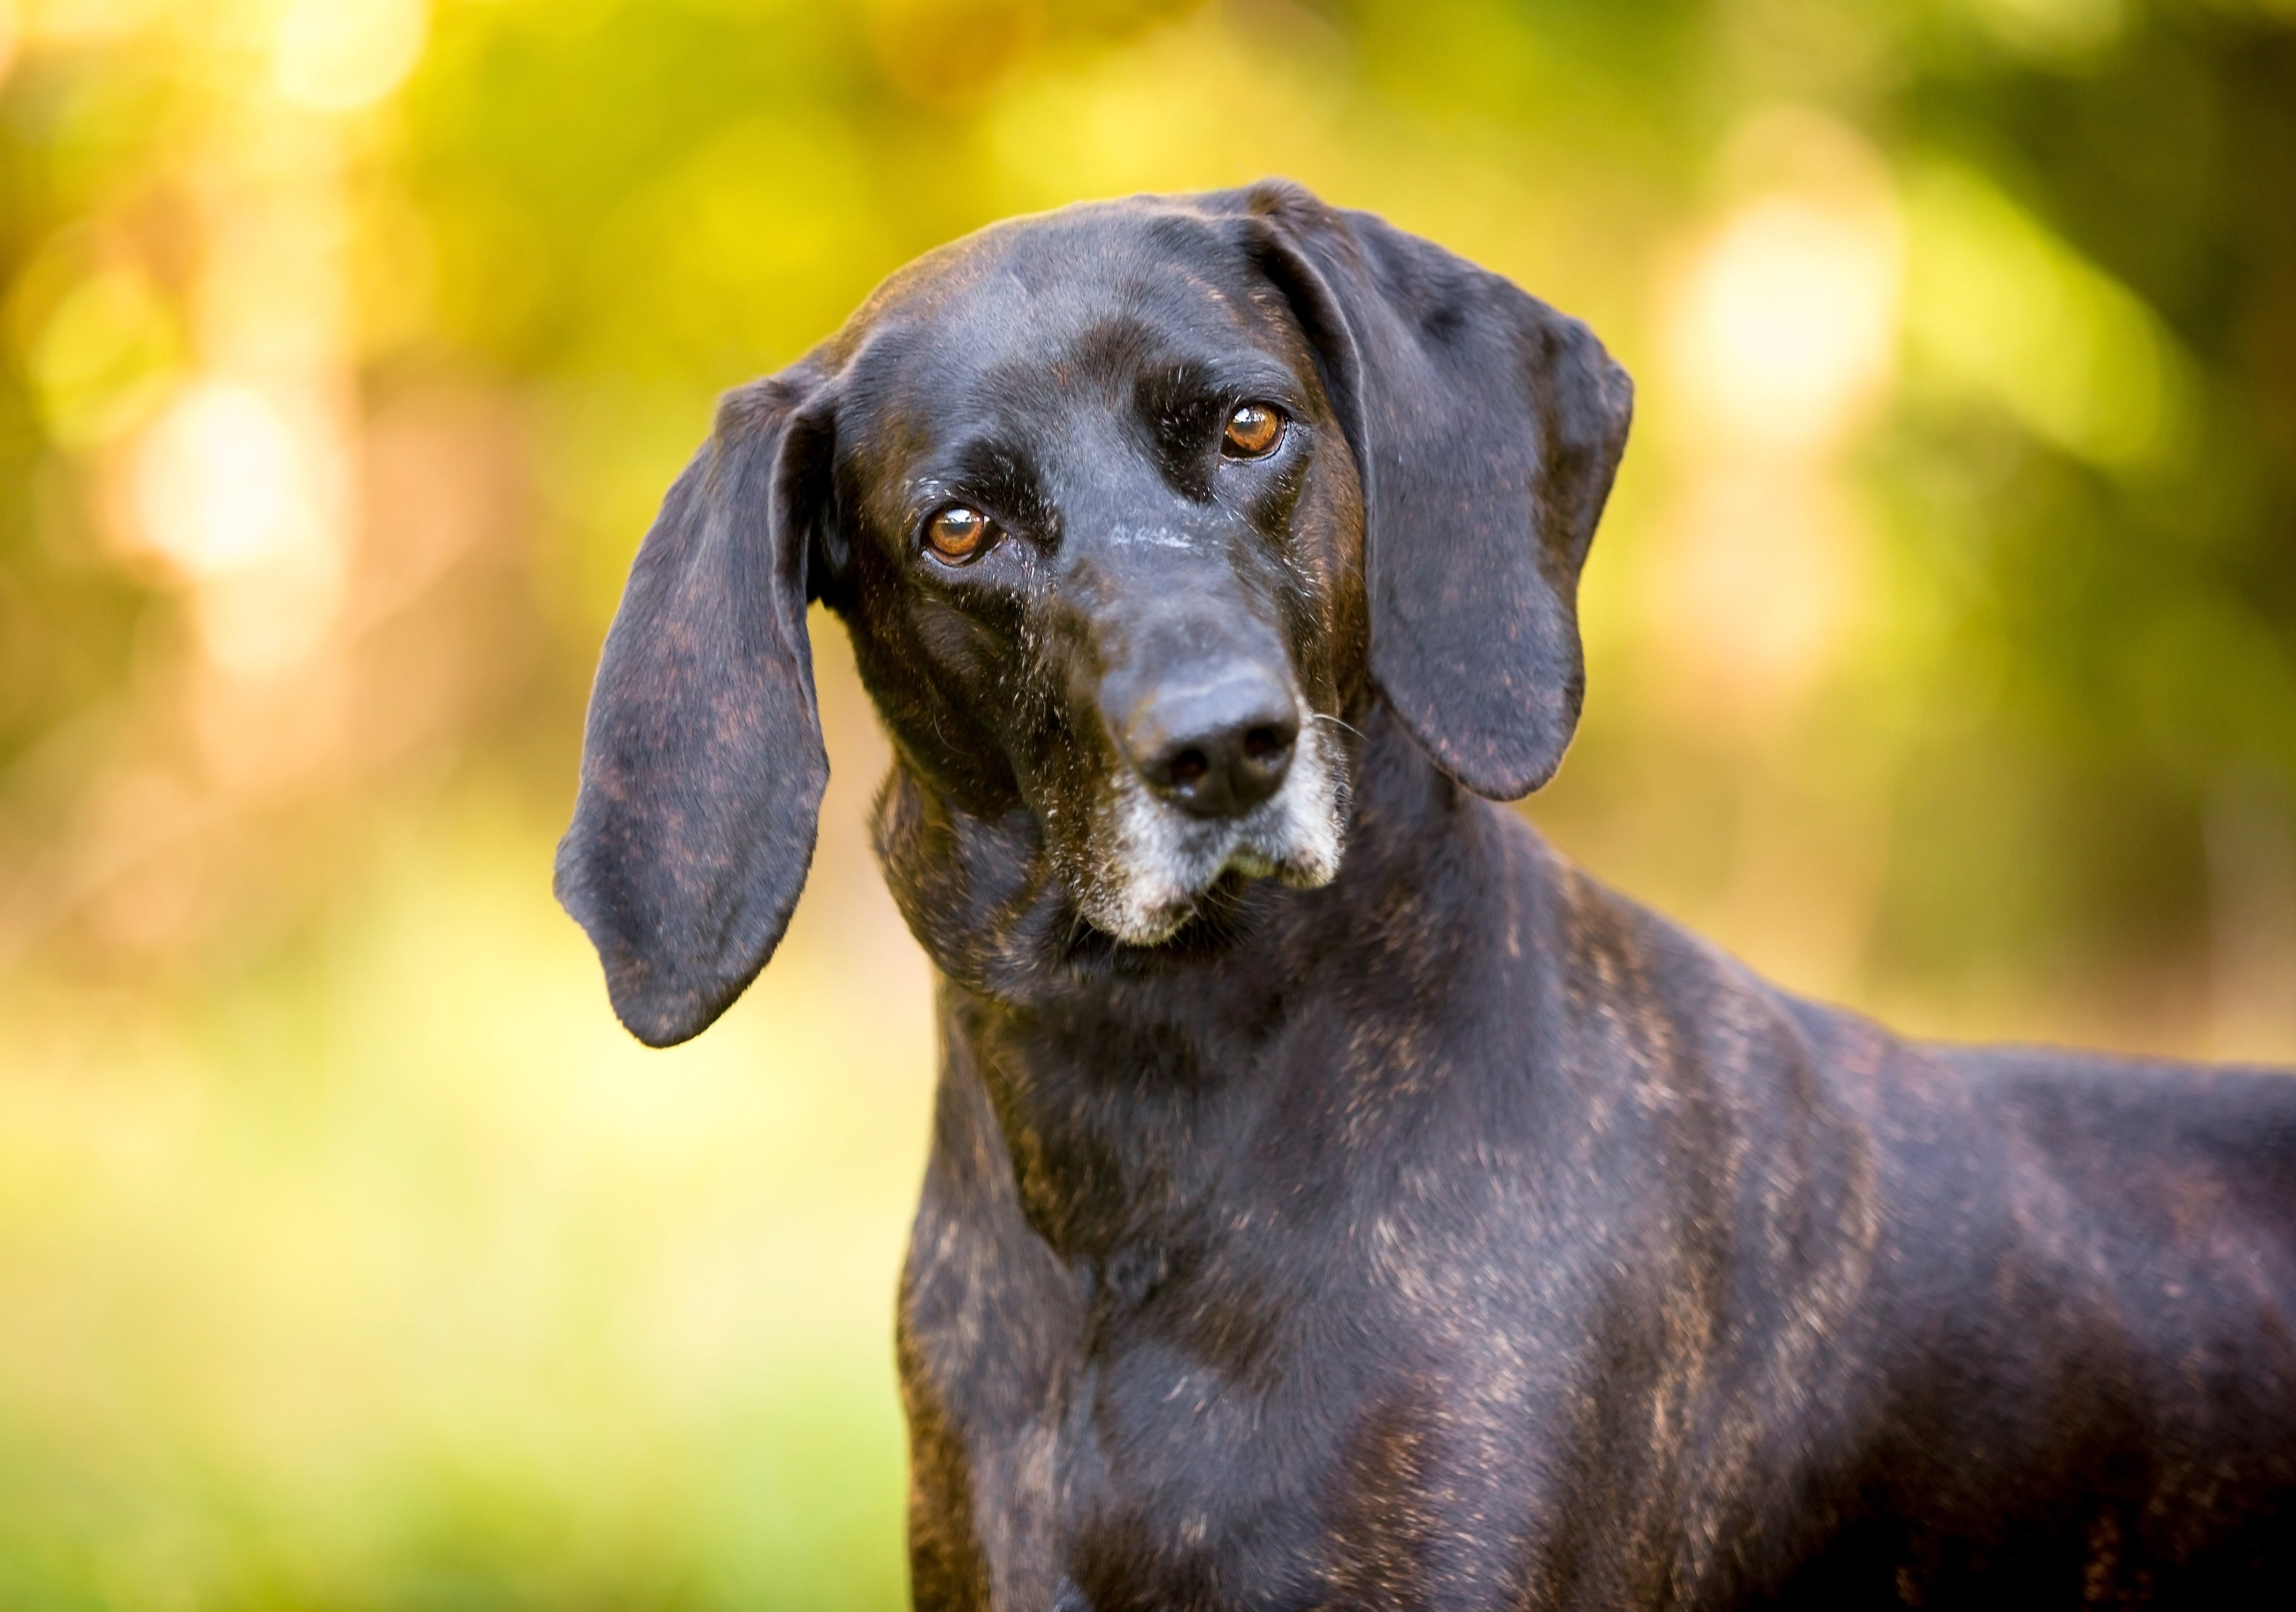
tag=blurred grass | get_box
[0,637,931,1610]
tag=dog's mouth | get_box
[1062,721,1348,948]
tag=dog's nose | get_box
[1119,667,1299,818]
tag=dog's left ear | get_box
[554,370,835,1047]
[1229,182,1633,800]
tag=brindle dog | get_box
[556,182,2296,1609]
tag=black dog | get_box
[557,183,2296,1608]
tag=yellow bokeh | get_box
[274,0,429,113]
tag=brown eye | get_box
[1222,402,1285,458]
[925,505,992,562]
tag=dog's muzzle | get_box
[1067,654,1344,947]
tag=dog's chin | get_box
[1085,843,1342,948]
[1069,726,1348,948]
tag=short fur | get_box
[558,182,2296,1608]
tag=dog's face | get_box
[818,213,1364,946]
[557,183,1632,1045]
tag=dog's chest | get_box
[903,1175,1583,1609]
[892,861,1735,1608]
[897,1025,1634,1611]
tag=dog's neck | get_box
[872,699,1541,1266]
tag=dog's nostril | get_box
[1169,748,1210,788]
[1241,726,1287,763]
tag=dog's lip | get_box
[1081,837,1328,948]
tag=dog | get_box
[555,182,2296,1609]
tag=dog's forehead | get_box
[836,206,1288,420]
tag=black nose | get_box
[1119,667,1299,819]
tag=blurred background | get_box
[1,0,2292,1604]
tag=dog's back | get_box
[1720,996,2296,1604]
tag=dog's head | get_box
[557,182,1631,1045]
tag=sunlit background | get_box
[2,0,2292,1604]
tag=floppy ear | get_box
[554,371,834,1047]
[1231,181,1633,800]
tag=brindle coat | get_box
[556,183,2296,1609]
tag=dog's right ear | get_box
[554,371,835,1047]
[1221,181,1632,801]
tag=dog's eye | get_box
[924,505,994,563]
[1222,402,1285,459]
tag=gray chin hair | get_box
[1066,723,1349,946]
